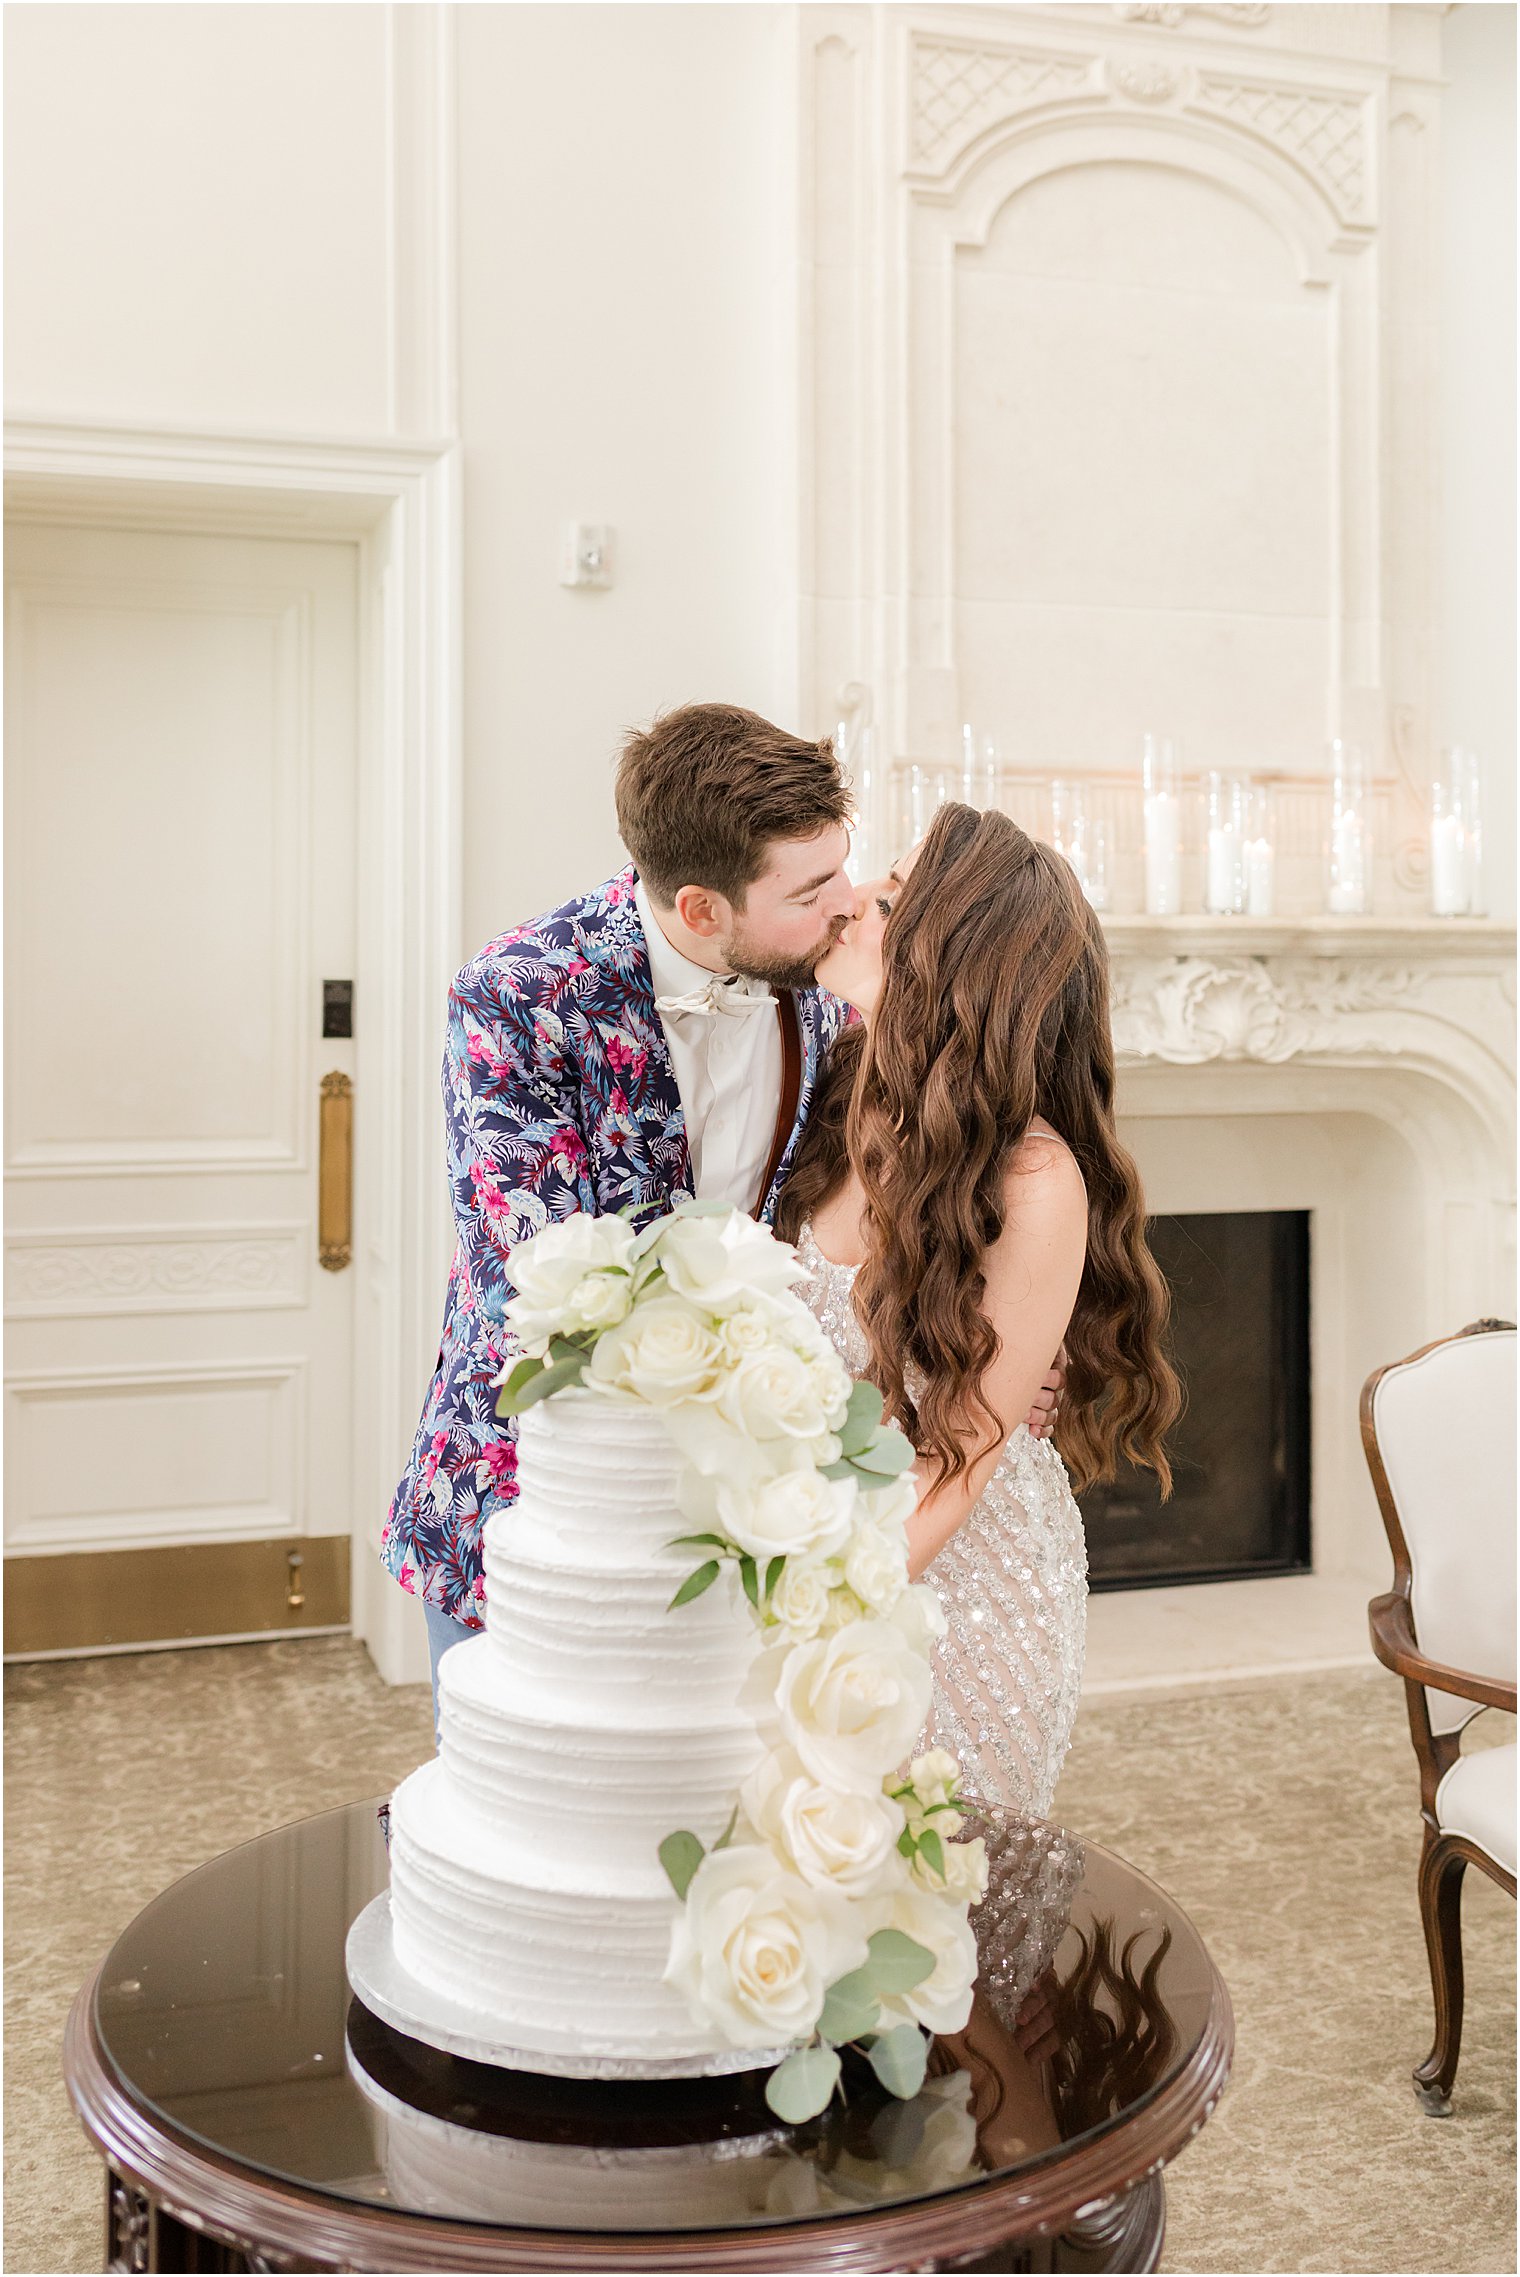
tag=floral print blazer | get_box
[382,865,853,1624]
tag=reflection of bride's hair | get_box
[1046,1914,1178,2135]
[776,801,1181,1493]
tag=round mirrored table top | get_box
[90,1798,1220,2237]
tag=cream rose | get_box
[842,1516,908,1615]
[586,1298,726,1407]
[503,1212,638,1354]
[743,1748,908,1898]
[765,1556,838,1642]
[867,1882,979,2034]
[655,1212,807,1316]
[776,1618,934,1791]
[888,1582,949,1657]
[718,1348,837,1442]
[664,1843,866,2047]
[857,1474,918,1542]
[718,1469,858,1562]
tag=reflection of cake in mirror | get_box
[346,1999,984,2229]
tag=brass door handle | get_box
[318,1071,353,1271]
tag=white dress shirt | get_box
[635,878,784,1214]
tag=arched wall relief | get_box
[802,5,1432,860]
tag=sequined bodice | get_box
[794,1221,1088,1817]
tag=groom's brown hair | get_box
[616,703,851,907]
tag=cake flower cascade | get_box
[496,1202,986,2121]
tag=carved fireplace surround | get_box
[1087,912,1515,1692]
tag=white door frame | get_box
[5,416,461,1683]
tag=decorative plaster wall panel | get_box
[5,1224,306,1319]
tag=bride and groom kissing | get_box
[382,702,1180,1814]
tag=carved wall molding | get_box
[5,1223,305,1319]
[908,36,1094,174]
[1108,59,1184,105]
[1113,3,1270,28]
[1189,71,1371,225]
[1110,955,1428,1065]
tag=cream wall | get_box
[1441,1,1516,922]
[4,2,796,952]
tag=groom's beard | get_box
[725,914,849,993]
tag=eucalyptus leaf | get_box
[667,1560,721,1611]
[816,1983,881,2046]
[838,1380,885,1456]
[673,1198,736,1219]
[712,1804,739,1853]
[850,1431,914,1478]
[494,1355,542,1417]
[865,1929,937,1993]
[657,1829,705,1900]
[501,1350,587,1415]
[740,1556,760,1609]
[665,1533,731,1553]
[548,1333,590,1364]
[764,2043,842,2124]
[917,1827,946,1880]
[867,2023,928,2100]
[818,1459,860,1483]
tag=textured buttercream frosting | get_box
[388,1390,772,2066]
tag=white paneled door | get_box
[4,520,359,1651]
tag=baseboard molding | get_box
[3,1536,350,1655]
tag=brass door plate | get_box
[3,1537,350,1658]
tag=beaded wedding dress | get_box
[795,1223,1088,1818]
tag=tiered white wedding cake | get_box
[387,1394,775,2069]
[356,1204,988,2118]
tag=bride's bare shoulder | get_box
[1002,1119,1086,1218]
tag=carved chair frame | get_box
[1361,1320,1518,2117]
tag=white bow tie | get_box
[654,975,774,1019]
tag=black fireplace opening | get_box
[1078,1210,1311,1592]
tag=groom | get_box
[381,703,1058,1685]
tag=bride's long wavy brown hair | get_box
[776,803,1180,1494]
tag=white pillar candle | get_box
[1328,812,1367,913]
[1144,792,1182,916]
[1429,812,1467,916]
[1245,837,1275,916]
[1205,825,1242,914]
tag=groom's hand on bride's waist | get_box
[1025,1346,1066,1441]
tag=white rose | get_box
[807,1350,853,1426]
[718,1306,786,1364]
[503,1212,637,1354]
[586,1298,726,1407]
[907,1747,960,1806]
[842,1516,908,1615]
[718,1348,836,1442]
[655,1212,807,1316]
[776,1619,934,1792]
[888,1582,948,1656]
[857,1473,918,1542]
[765,1556,837,1642]
[664,1843,866,2047]
[718,1469,858,1562]
[939,1836,989,1904]
[867,1882,979,2034]
[744,1748,909,1898]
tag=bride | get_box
[774,801,1180,1817]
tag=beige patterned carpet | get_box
[5,1642,1513,2275]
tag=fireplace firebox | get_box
[1078,1210,1311,1591]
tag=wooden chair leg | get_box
[1413,1832,1467,2116]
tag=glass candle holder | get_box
[1051,780,1111,911]
[1203,772,1248,915]
[844,721,879,885]
[1141,734,1181,917]
[1325,740,1372,915]
[1243,782,1276,917]
[1430,747,1485,918]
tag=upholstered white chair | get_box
[1362,1321,1517,2116]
